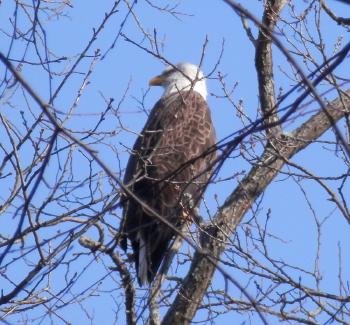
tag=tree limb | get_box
[255,0,288,136]
[162,91,350,324]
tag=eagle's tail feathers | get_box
[137,232,148,286]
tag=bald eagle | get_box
[120,63,216,285]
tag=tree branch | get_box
[162,91,350,324]
[255,0,288,136]
[79,237,136,325]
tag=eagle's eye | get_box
[162,68,175,77]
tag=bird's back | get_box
[120,90,216,285]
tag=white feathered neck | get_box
[160,63,207,100]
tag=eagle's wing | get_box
[121,90,216,285]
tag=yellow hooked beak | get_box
[149,75,164,86]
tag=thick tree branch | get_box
[162,92,350,324]
[222,0,350,158]
[255,0,287,136]
[321,0,350,26]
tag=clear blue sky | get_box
[1,1,350,324]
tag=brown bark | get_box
[162,92,350,324]
[255,0,288,136]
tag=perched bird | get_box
[120,62,216,285]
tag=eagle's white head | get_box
[149,62,207,100]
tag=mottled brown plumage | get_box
[120,63,216,285]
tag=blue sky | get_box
[1,0,350,324]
